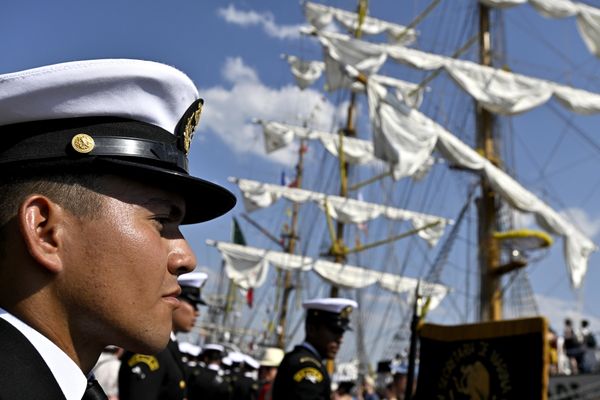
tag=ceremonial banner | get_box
[416,317,548,399]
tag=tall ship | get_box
[196,1,600,398]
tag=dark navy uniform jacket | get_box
[119,339,188,400]
[271,344,330,400]
[188,365,232,400]
[0,318,67,399]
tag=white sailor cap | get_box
[178,272,208,307]
[178,342,201,357]
[303,297,358,332]
[227,351,245,364]
[243,354,260,370]
[0,59,236,223]
[202,343,225,354]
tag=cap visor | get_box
[95,158,236,223]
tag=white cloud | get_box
[222,57,258,84]
[199,57,337,166]
[217,5,303,40]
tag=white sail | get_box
[281,55,325,89]
[365,77,598,288]
[206,240,449,310]
[303,1,417,45]
[480,0,600,58]
[316,30,600,115]
[255,119,433,180]
[230,177,452,246]
[282,53,424,108]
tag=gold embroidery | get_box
[127,354,160,371]
[339,306,353,319]
[293,367,323,383]
[183,101,203,155]
[299,357,322,367]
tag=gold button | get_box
[71,133,95,154]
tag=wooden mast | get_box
[476,4,502,322]
[276,139,307,348]
[329,0,368,298]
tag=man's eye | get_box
[152,216,170,228]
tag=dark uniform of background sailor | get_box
[188,343,232,400]
[119,272,208,400]
[271,298,358,400]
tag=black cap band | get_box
[0,117,187,172]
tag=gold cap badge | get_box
[339,306,353,319]
[71,133,95,154]
[182,100,203,155]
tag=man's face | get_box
[172,300,199,333]
[309,323,345,359]
[59,176,196,354]
[258,366,277,382]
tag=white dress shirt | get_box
[0,308,87,400]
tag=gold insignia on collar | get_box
[71,133,95,154]
[339,306,353,319]
[183,101,203,155]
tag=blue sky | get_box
[4,0,600,358]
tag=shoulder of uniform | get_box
[288,347,322,367]
[126,354,160,371]
[292,366,325,384]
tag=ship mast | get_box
[329,0,368,298]
[276,138,307,348]
[476,4,502,322]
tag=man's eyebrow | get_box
[140,198,185,220]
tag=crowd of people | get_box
[548,318,599,376]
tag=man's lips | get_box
[163,286,182,305]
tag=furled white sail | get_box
[303,1,417,45]
[229,177,452,247]
[206,240,449,309]
[282,53,424,108]
[317,30,600,115]
[480,0,600,58]
[255,119,432,180]
[282,55,325,90]
[365,78,598,288]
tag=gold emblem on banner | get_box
[71,133,95,154]
[183,101,203,155]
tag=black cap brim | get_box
[95,157,236,224]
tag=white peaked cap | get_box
[178,271,208,288]
[0,59,198,131]
[302,297,358,313]
[202,343,225,353]
[178,342,201,357]
[0,59,236,224]
[227,351,245,363]
[243,354,260,370]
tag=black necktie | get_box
[82,379,108,400]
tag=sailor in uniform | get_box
[188,343,232,400]
[119,272,208,400]
[271,298,358,400]
[0,60,234,399]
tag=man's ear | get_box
[18,195,67,274]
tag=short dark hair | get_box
[0,172,106,254]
